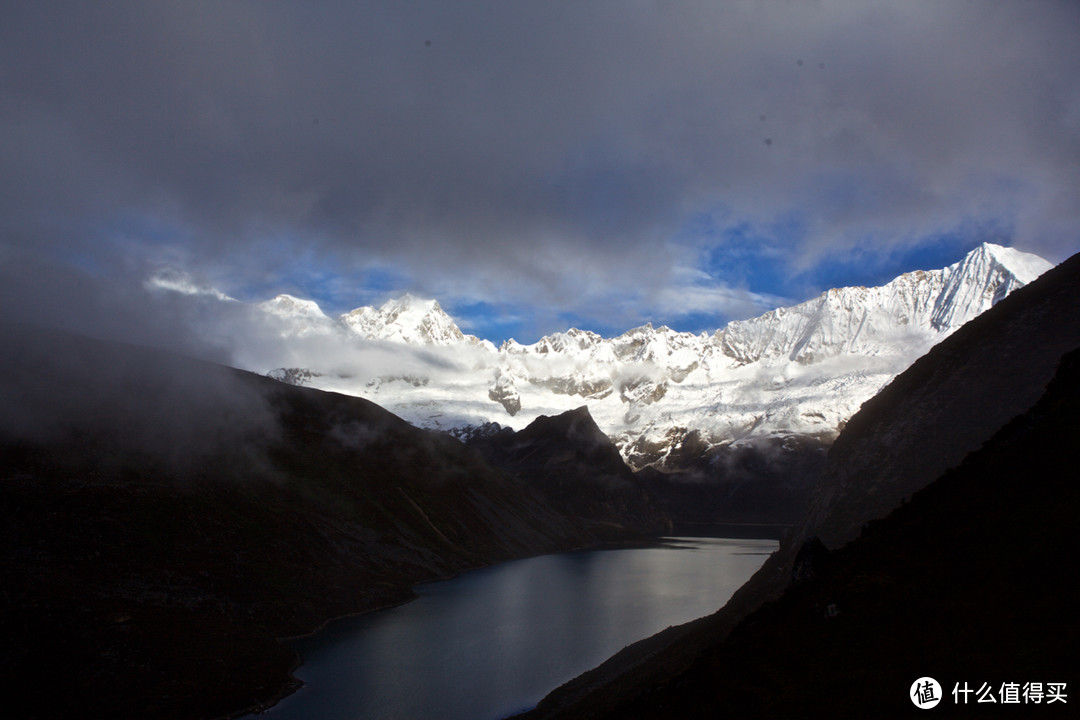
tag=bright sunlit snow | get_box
[150,243,1051,468]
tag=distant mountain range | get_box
[243,242,1050,468]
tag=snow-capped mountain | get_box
[341,294,495,349]
[714,242,1049,366]
[258,294,335,336]
[184,243,1052,469]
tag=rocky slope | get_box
[515,249,1080,719]
[0,322,619,720]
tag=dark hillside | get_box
[796,250,1080,550]
[467,406,672,536]
[0,323,601,720]
[556,345,1080,718]
[635,436,828,532]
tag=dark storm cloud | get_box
[2,1,1078,331]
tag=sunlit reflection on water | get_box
[268,537,776,720]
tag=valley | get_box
[0,324,636,719]
[2,243,1075,719]
[5,4,1077,719]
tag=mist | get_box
[0,321,281,478]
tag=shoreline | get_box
[233,534,757,720]
[222,535,667,719]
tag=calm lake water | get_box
[266,537,776,720]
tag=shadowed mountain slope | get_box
[635,435,829,532]
[793,250,1080,551]
[465,407,671,536]
[540,345,1080,719]
[519,251,1080,719]
[0,323,605,720]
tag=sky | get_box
[2,1,1079,349]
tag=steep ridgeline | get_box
[515,250,1080,720]
[793,247,1080,550]
[0,323,608,720]
[254,243,1050,473]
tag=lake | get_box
[265,537,777,720]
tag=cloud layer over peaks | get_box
[2,1,1078,340]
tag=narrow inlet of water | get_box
[266,537,776,720]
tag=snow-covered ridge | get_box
[254,291,497,350]
[155,243,1053,468]
[341,293,496,349]
[258,295,335,336]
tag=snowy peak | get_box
[522,328,605,355]
[251,290,490,348]
[716,242,1051,366]
[930,243,1051,331]
[257,294,334,335]
[340,293,486,347]
[517,323,707,369]
[259,294,330,320]
[968,242,1050,284]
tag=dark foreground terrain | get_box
[0,324,638,720]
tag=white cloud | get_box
[640,264,788,326]
[145,268,235,302]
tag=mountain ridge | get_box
[258,242,1046,356]
[244,242,1051,468]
